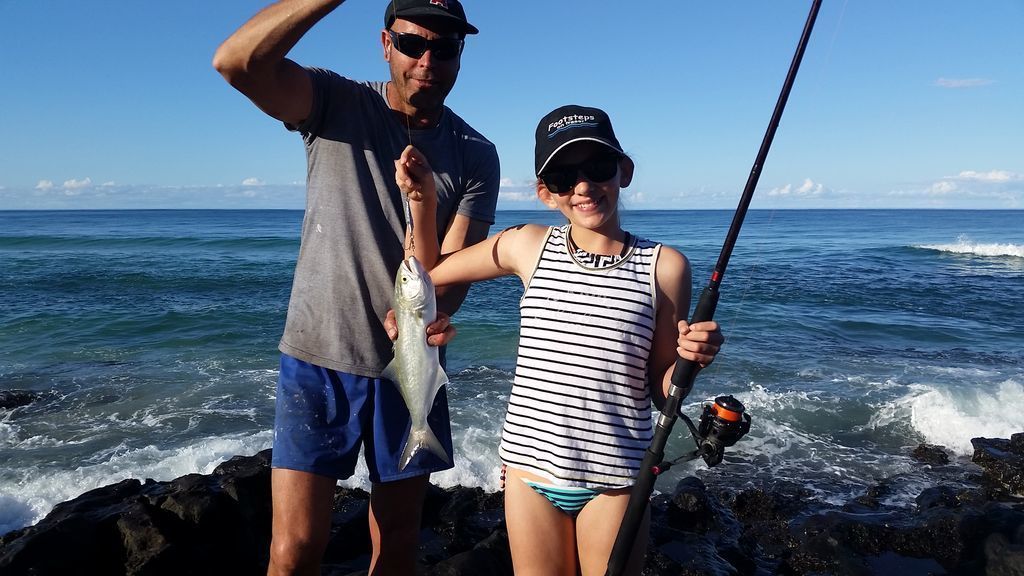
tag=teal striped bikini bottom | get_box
[523,479,604,517]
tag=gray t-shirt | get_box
[280,68,500,376]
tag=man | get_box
[213,1,499,574]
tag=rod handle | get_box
[669,285,720,400]
[605,427,670,575]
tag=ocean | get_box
[1,209,1022,535]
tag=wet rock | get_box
[915,485,961,510]
[911,443,950,465]
[847,478,895,512]
[0,390,46,410]
[3,436,1024,575]
[972,435,1024,498]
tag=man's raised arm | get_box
[213,0,345,126]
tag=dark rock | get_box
[0,454,273,576]
[912,443,950,466]
[972,436,1024,497]
[1011,433,1024,455]
[847,479,895,512]
[985,530,1024,576]
[323,487,371,564]
[668,476,716,531]
[0,390,45,410]
[656,534,739,576]
[427,529,513,576]
[915,486,961,510]
[4,436,1024,575]
[0,478,147,575]
[433,486,504,555]
[117,501,180,575]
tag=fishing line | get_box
[606,2,823,573]
[719,1,847,343]
[392,1,416,256]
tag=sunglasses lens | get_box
[582,157,619,183]
[431,40,461,60]
[391,31,461,61]
[541,171,573,194]
[541,156,620,194]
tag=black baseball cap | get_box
[385,0,479,35]
[534,105,624,176]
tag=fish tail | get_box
[398,425,451,471]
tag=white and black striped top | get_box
[499,224,662,489]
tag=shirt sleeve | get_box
[457,136,501,225]
[284,68,353,139]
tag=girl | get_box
[395,105,723,575]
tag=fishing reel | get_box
[654,395,751,474]
[691,395,752,467]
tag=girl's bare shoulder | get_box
[497,223,550,248]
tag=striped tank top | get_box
[498,224,662,489]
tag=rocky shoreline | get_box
[1,435,1022,575]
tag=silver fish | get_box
[381,256,451,470]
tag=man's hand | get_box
[385,309,457,347]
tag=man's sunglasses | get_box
[540,155,623,194]
[388,30,464,61]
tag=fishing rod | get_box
[605,1,822,574]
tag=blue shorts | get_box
[271,353,454,483]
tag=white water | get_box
[918,235,1024,258]
[0,431,273,535]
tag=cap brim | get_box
[536,137,624,176]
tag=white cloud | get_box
[934,77,994,89]
[62,177,92,189]
[242,177,265,186]
[797,178,823,195]
[496,177,540,204]
[500,177,536,188]
[954,170,1021,183]
[225,189,260,198]
[922,170,1023,197]
[768,178,825,197]
[35,180,54,190]
[1,183,306,210]
[885,168,1024,208]
[100,181,116,187]
[498,190,537,202]
[625,191,647,204]
[927,180,958,195]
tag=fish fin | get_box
[399,426,451,471]
[380,359,399,387]
[432,369,449,397]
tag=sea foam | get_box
[918,235,1024,258]
[0,431,273,535]
[880,380,1024,455]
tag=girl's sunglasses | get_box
[387,30,464,61]
[540,155,622,194]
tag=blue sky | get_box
[1,0,1021,210]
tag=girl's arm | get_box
[648,246,723,408]
[431,224,549,287]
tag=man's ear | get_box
[618,156,635,188]
[536,182,559,208]
[382,30,392,61]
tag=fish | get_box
[381,255,451,470]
